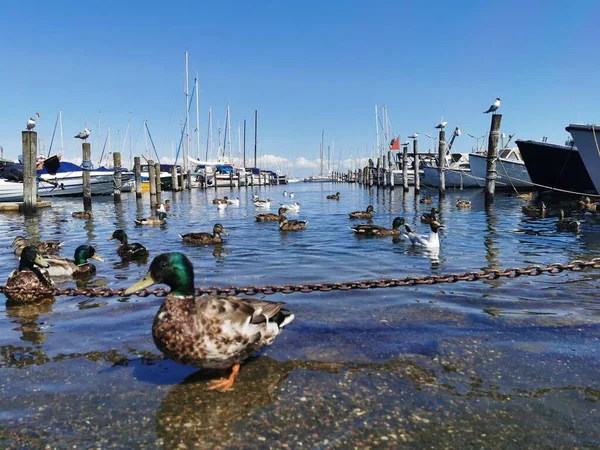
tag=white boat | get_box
[287,177,301,183]
[469,147,532,188]
[38,163,120,197]
[422,153,480,189]
[565,124,600,194]
[0,178,24,202]
[391,169,415,186]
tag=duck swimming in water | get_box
[348,205,374,219]
[421,208,438,224]
[135,212,167,226]
[123,252,294,392]
[5,246,54,305]
[279,217,308,231]
[9,236,63,257]
[256,207,287,222]
[326,192,340,200]
[108,230,149,259]
[43,245,104,279]
[349,217,405,237]
[180,224,229,244]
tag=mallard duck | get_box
[180,224,229,244]
[226,197,240,206]
[164,199,171,210]
[579,196,598,213]
[348,205,375,219]
[326,192,340,200]
[522,202,547,217]
[43,245,104,279]
[279,217,308,231]
[518,192,534,200]
[9,236,63,257]
[280,202,300,212]
[556,209,580,232]
[108,230,149,259]
[123,252,294,392]
[419,195,433,205]
[350,217,405,237]
[72,210,93,219]
[5,246,54,305]
[256,207,287,222]
[421,208,438,224]
[456,200,471,208]
[212,196,229,205]
[404,220,444,248]
[135,212,167,226]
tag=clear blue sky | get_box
[1,1,598,175]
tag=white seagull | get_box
[435,121,448,129]
[408,133,419,139]
[280,201,300,212]
[483,97,501,114]
[74,128,92,140]
[216,202,228,211]
[226,197,240,206]
[283,191,288,197]
[289,192,295,198]
[403,221,444,249]
[26,117,36,130]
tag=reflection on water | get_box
[0,185,600,447]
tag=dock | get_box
[0,201,52,212]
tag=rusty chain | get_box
[1,258,600,299]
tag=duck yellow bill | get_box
[221,229,229,235]
[123,271,157,296]
[34,254,50,268]
[107,236,114,241]
[91,254,104,262]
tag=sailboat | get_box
[307,130,332,182]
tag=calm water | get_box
[1,183,599,449]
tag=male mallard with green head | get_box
[43,245,104,278]
[108,230,149,259]
[124,252,294,392]
[72,210,93,219]
[326,192,340,200]
[9,236,63,257]
[5,246,54,305]
[350,217,405,237]
[348,205,374,219]
[180,224,229,244]
[279,217,308,231]
[421,207,438,224]
[135,212,167,226]
[256,207,287,222]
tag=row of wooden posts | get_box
[346,113,502,203]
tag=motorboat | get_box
[469,147,532,188]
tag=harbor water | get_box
[0,183,599,448]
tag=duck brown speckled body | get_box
[108,230,149,259]
[348,205,374,219]
[421,207,438,224]
[180,224,229,244]
[350,217,405,237]
[279,217,308,231]
[256,207,287,222]
[326,192,340,200]
[212,196,229,205]
[135,212,167,226]
[556,209,580,232]
[522,202,547,217]
[72,210,93,219]
[124,252,294,392]
[456,200,471,208]
[9,236,63,257]
[5,246,55,305]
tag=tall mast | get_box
[107,126,111,167]
[243,119,247,168]
[205,105,212,161]
[254,110,258,168]
[195,74,200,160]
[59,109,64,157]
[128,112,132,168]
[227,105,232,163]
[97,111,101,153]
[184,51,190,171]
[217,124,222,162]
[320,130,324,176]
[238,123,241,161]
[143,120,148,161]
[375,105,380,161]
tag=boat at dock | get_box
[422,153,480,189]
[565,124,600,194]
[469,147,532,189]
[515,138,596,194]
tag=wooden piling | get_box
[171,166,179,191]
[382,156,387,187]
[113,152,122,203]
[229,171,233,188]
[179,169,185,191]
[148,160,157,206]
[154,162,162,205]
[82,143,92,212]
[21,131,37,211]
[412,138,420,194]
[485,114,502,203]
[376,158,381,187]
[134,156,142,199]
[387,151,393,189]
[402,145,409,192]
[438,129,446,197]
[187,170,192,190]
[368,160,374,187]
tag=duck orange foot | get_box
[207,363,240,392]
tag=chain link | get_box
[1,258,600,299]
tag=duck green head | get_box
[157,212,167,220]
[123,252,194,297]
[392,217,405,230]
[19,246,50,271]
[74,245,104,266]
[108,230,128,244]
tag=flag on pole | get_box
[390,136,400,150]
[35,112,40,118]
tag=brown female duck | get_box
[72,210,93,219]
[326,192,340,200]
[256,207,287,222]
[5,246,54,305]
[9,236,63,257]
[135,212,167,226]
[350,217,405,237]
[421,207,438,224]
[124,252,294,392]
[108,230,149,259]
[348,205,375,219]
[279,217,308,231]
[180,224,229,244]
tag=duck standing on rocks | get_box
[348,205,375,219]
[5,246,54,305]
[180,224,229,244]
[123,252,294,392]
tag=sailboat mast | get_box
[374,105,380,161]
[143,120,148,161]
[227,105,232,163]
[59,109,64,157]
[184,51,190,171]
[320,130,324,176]
[195,75,200,160]
[205,106,213,161]
[128,112,132,168]
[243,119,247,168]
[254,110,258,168]
[238,123,241,161]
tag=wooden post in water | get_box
[485,114,502,203]
[134,156,142,199]
[438,128,446,197]
[229,171,233,188]
[179,169,185,191]
[402,144,409,192]
[113,152,122,203]
[148,160,157,207]
[412,138,420,194]
[382,156,387,187]
[187,170,192,190]
[388,151,393,190]
[368,160,374,187]
[376,158,381,187]
[154,162,162,205]
[171,166,179,191]
[82,143,92,212]
[21,131,37,211]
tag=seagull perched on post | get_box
[74,128,92,141]
[435,121,448,129]
[26,117,36,130]
[408,133,419,139]
[483,97,501,114]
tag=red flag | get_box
[35,112,40,118]
[390,136,400,150]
